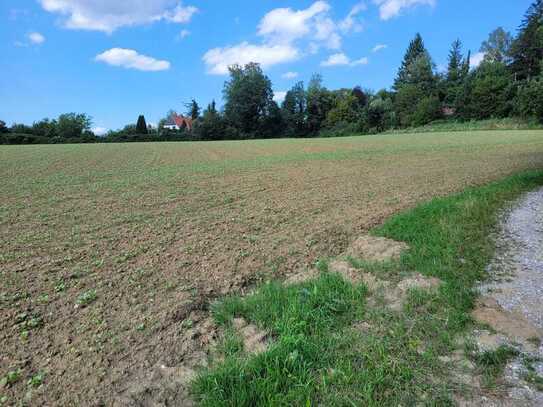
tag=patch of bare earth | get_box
[285,234,440,313]
[232,318,269,355]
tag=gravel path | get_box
[475,187,543,405]
[482,187,543,329]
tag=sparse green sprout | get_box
[0,395,8,405]
[181,319,193,329]
[136,323,145,332]
[37,294,49,304]
[54,281,66,293]
[1,370,22,387]
[76,289,97,307]
[15,313,43,332]
[27,372,45,388]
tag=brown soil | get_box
[343,235,409,262]
[232,318,269,355]
[472,297,543,351]
[2,132,543,405]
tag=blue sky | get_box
[0,0,532,133]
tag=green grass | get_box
[467,345,519,388]
[194,273,367,406]
[388,117,543,134]
[193,170,543,406]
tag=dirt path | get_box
[472,187,543,405]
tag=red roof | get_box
[171,113,193,130]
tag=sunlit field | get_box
[1,130,543,404]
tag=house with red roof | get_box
[163,112,193,131]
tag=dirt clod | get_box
[343,235,409,262]
[232,318,269,355]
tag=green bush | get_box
[411,96,443,127]
[515,76,543,121]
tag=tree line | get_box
[2,0,542,145]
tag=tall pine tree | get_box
[136,115,148,134]
[394,33,428,90]
[447,39,463,82]
[511,0,543,79]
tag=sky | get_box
[0,0,533,133]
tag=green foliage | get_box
[185,99,201,120]
[324,91,360,128]
[411,96,442,127]
[515,75,543,121]
[0,120,9,133]
[511,0,543,79]
[281,81,307,137]
[466,62,514,119]
[394,33,428,90]
[480,27,513,64]
[56,113,93,139]
[223,63,275,137]
[306,74,334,135]
[136,115,148,134]
[362,92,396,133]
[394,84,426,127]
[193,100,232,141]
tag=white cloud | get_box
[352,57,369,66]
[282,71,299,79]
[314,16,342,50]
[257,1,352,51]
[321,53,368,67]
[28,32,46,44]
[95,48,171,72]
[204,2,365,75]
[372,44,387,52]
[373,0,435,20]
[92,127,108,136]
[339,2,366,33]
[258,1,330,44]
[39,0,197,33]
[321,53,350,66]
[470,52,485,69]
[178,29,190,40]
[203,42,299,75]
[273,91,287,103]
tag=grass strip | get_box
[193,170,543,406]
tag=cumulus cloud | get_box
[203,42,299,75]
[321,53,368,67]
[282,71,299,79]
[95,48,171,71]
[28,32,46,44]
[38,0,197,33]
[273,91,287,103]
[204,2,366,75]
[470,52,485,69]
[373,0,435,20]
[258,1,330,44]
[339,2,366,33]
[372,44,387,52]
